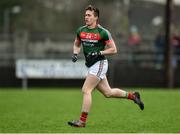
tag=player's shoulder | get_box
[97,24,111,36]
[97,24,110,34]
[77,25,87,32]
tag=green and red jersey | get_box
[76,24,113,67]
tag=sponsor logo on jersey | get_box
[80,32,101,47]
[80,32,101,40]
[81,39,98,43]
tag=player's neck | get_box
[87,23,98,29]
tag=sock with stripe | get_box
[127,92,135,100]
[79,112,88,123]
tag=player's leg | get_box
[68,74,100,127]
[81,74,100,113]
[96,76,144,110]
[96,76,127,98]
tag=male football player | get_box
[68,5,144,127]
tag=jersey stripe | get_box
[105,40,113,44]
[97,60,104,78]
[97,24,113,40]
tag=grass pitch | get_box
[0,88,180,133]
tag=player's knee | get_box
[82,88,92,95]
[103,91,112,98]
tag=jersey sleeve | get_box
[103,29,113,44]
[76,27,81,41]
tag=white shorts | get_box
[87,60,108,80]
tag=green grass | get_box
[0,88,180,133]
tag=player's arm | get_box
[72,37,81,62]
[100,30,117,55]
[73,37,81,54]
[100,39,117,55]
[87,39,117,59]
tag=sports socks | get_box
[127,92,135,100]
[80,112,88,123]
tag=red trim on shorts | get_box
[97,60,104,78]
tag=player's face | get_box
[85,10,98,27]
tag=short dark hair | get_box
[85,5,99,18]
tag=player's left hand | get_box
[72,54,78,62]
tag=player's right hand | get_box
[72,54,78,62]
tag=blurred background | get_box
[0,0,180,88]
